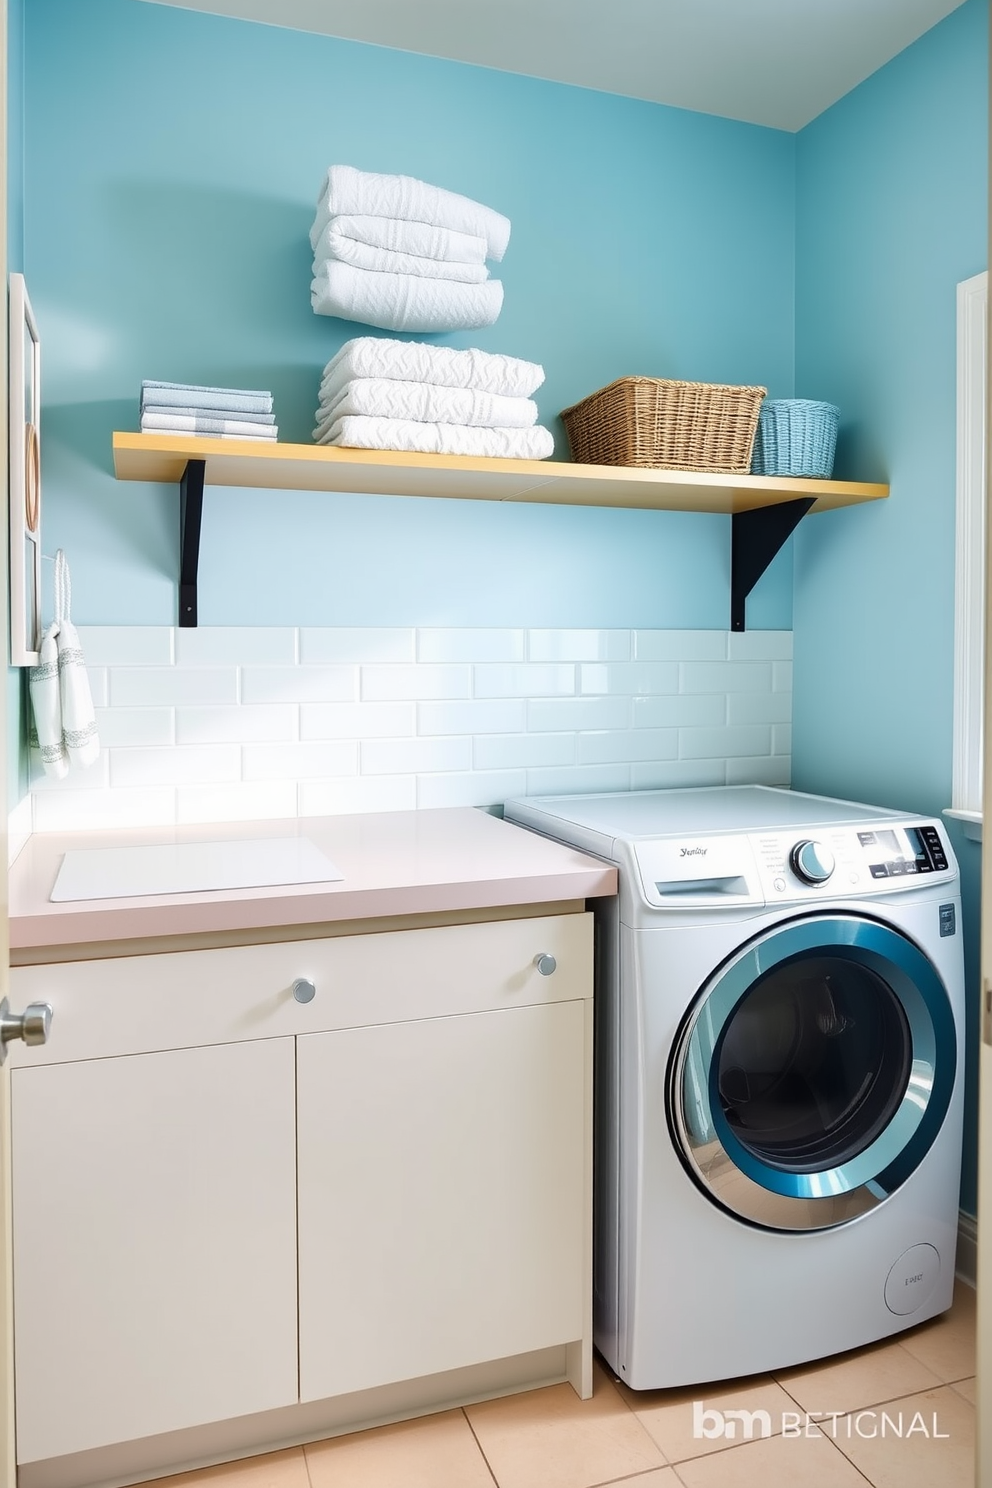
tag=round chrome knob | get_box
[534,954,557,976]
[0,998,52,1062]
[292,978,317,1004]
[789,839,835,885]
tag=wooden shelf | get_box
[113,432,887,515]
[111,432,889,629]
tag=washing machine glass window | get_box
[668,913,957,1232]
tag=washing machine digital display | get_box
[668,912,956,1231]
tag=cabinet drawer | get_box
[8,912,592,1064]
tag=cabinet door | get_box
[12,1037,298,1463]
[297,1000,587,1402]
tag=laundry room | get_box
[2,0,987,1485]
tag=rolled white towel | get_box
[317,414,554,461]
[312,228,490,284]
[311,259,503,334]
[315,377,537,435]
[310,212,488,265]
[314,164,511,262]
[320,335,545,402]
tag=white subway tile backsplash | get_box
[726,755,792,786]
[577,728,678,766]
[418,699,527,736]
[93,708,175,748]
[679,725,771,760]
[474,732,575,771]
[176,781,298,824]
[30,626,792,831]
[632,695,725,729]
[32,786,177,832]
[527,696,630,732]
[109,745,242,787]
[523,764,632,797]
[417,629,524,664]
[361,736,473,775]
[361,664,472,701]
[727,630,793,661]
[111,667,238,707]
[680,662,773,695]
[241,666,357,704]
[77,626,173,665]
[773,660,793,692]
[631,760,727,790]
[416,770,528,810]
[302,702,416,740]
[299,775,417,816]
[175,627,297,665]
[726,691,791,725]
[527,629,630,662]
[474,664,576,699]
[242,741,359,780]
[633,630,726,661]
[301,628,415,664]
[176,705,299,744]
[773,724,792,756]
[580,662,679,696]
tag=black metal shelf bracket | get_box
[179,459,205,627]
[730,497,815,631]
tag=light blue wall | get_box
[793,0,988,1213]
[23,0,795,630]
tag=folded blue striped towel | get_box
[141,381,273,415]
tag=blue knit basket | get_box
[750,399,839,478]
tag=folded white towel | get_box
[315,377,537,436]
[141,412,278,439]
[314,164,511,262]
[312,229,490,285]
[142,405,275,425]
[311,259,503,334]
[320,336,545,402]
[141,381,273,415]
[310,213,488,265]
[28,624,67,779]
[318,414,554,461]
[28,550,98,778]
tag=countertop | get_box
[8,807,617,958]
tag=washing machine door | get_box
[668,912,956,1232]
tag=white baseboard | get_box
[956,1208,977,1288]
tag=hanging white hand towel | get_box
[54,551,100,769]
[28,622,68,780]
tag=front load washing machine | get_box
[503,785,965,1388]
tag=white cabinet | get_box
[297,1000,587,1401]
[11,1038,299,1463]
[8,911,593,1472]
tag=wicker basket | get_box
[560,376,767,473]
[750,399,839,478]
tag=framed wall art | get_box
[8,272,42,666]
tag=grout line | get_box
[460,1407,501,1488]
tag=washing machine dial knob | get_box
[790,839,835,885]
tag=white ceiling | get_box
[147,0,967,131]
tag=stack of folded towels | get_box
[310,165,510,333]
[312,336,554,460]
[140,381,278,441]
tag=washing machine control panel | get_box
[751,821,952,899]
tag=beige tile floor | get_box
[150,1282,976,1488]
